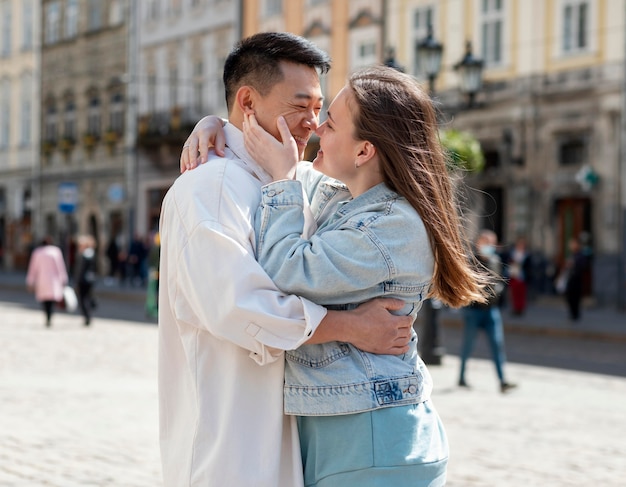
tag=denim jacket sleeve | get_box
[255,180,394,305]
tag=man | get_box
[458,229,517,394]
[159,32,412,487]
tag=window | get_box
[147,74,156,113]
[88,0,102,31]
[265,0,282,16]
[109,0,123,25]
[562,0,589,53]
[412,5,434,77]
[63,101,76,139]
[109,93,124,133]
[169,67,178,108]
[168,0,182,15]
[22,0,33,50]
[45,1,61,44]
[65,0,78,38]
[353,39,378,69]
[1,0,12,56]
[480,0,504,66]
[0,79,10,148]
[146,0,159,21]
[44,103,58,143]
[87,97,101,136]
[192,61,204,115]
[20,74,32,144]
[559,137,587,166]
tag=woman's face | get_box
[312,86,362,182]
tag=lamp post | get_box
[416,24,443,95]
[455,41,484,108]
[384,47,405,72]
[414,25,444,365]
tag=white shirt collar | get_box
[224,122,273,186]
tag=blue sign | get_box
[58,182,78,213]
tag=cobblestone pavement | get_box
[1,297,625,486]
[0,300,161,487]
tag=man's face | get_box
[251,61,324,159]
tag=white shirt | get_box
[158,123,326,486]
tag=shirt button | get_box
[408,384,417,394]
[267,190,276,197]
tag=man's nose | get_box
[303,112,319,131]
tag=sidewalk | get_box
[437,294,626,342]
[2,269,624,341]
[0,270,147,303]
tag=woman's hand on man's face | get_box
[243,113,299,181]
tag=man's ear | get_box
[235,86,257,115]
[355,141,377,167]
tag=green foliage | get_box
[439,129,485,173]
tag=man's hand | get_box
[309,298,414,355]
[180,116,226,173]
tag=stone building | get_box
[386,0,625,306]
[39,0,129,273]
[0,0,40,270]
[135,0,240,237]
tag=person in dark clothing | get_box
[564,237,589,321]
[127,234,147,287]
[459,230,517,394]
[105,236,120,284]
[76,235,98,326]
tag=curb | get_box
[438,315,626,343]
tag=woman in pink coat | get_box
[26,237,68,327]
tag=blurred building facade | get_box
[388,0,625,305]
[1,0,625,308]
[135,0,239,237]
[39,0,129,271]
[0,0,40,269]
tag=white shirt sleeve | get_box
[161,161,327,366]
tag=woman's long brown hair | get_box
[347,65,489,307]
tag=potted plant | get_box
[439,129,485,173]
[82,133,99,152]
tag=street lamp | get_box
[416,24,443,95]
[454,41,484,108]
[384,47,405,73]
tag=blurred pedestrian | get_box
[506,236,531,315]
[75,234,98,326]
[105,235,120,285]
[459,230,517,394]
[563,237,589,322]
[25,236,68,327]
[127,234,147,287]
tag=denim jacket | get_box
[255,162,435,416]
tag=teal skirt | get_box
[297,401,448,487]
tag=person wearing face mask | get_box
[458,229,517,394]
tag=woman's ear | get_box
[355,141,377,167]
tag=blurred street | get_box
[1,279,625,486]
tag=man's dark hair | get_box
[223,32,331,111]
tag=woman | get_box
[26,236,68,327]
[186,65,490,486]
